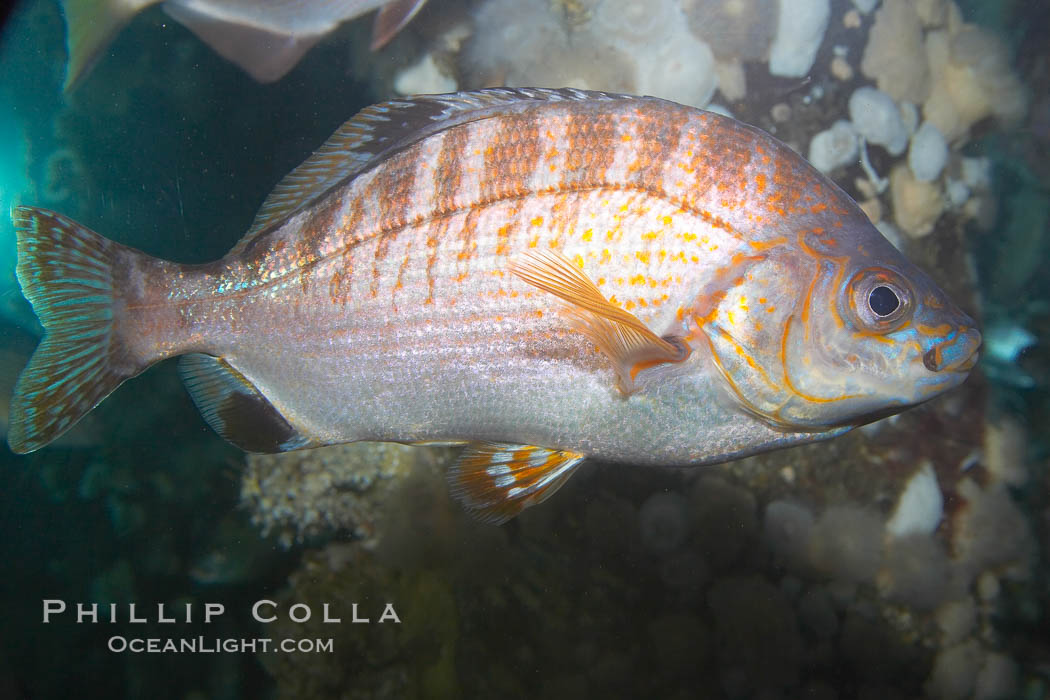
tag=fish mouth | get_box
[923,327,982,373]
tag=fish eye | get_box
[868,286,900,317]
[847,268,912,333]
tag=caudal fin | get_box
[8,207,136,453]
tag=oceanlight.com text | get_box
[107,636,334,654]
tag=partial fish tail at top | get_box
[8,207,158,453]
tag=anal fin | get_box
[447,443,585,524]
[510,249,691,394]
[178,354,312,453]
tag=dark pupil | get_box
[868,286,900,317]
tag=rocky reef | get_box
[1,0,1046,698]
[241,2,1047,698]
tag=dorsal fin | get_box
[231,87,635,256]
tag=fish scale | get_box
[8,88,980,524]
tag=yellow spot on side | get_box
[636,251,651,264]
[582,228,593,242]
[531,216,544,227]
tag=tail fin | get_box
[8,207,136,453]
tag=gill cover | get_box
[698,226,979,432]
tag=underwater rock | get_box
[189,514,284,585]
[620,1,718,108]
[768,0,830,78]
[241,442,452,546]
[974,652,1019,700]
[638,491,691,555]
[461,0,719,106]
[763,499,815,574]
[885,461,943,537]
[908,122,949,182]
[951,478,1035,585]
[260,545,460,700]
[935,596,976,646]
[682,0,776,62]
[850,87,909,156]
[460,0,637,92]
[923,25,1027,142]
[877,533,950,610]
[830,54,854,81]
[861,0,931,104]
[394,53,457,95]
[890,163,945,238]
[808,120,859,173]
[982,417,1029,487]
[925,639,982,700]
[808,504,884,585]
[714,58,747,102]
[915,0,951,28]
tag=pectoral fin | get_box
[447,442,585,524]
[510,249,690,394]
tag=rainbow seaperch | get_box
[8,88,980,523]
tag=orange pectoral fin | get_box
[509,249,690,394]
[447,443,586,524]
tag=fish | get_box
[7,88,981,524]
[60,0,429,90]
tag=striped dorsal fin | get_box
[230,87,635,256]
